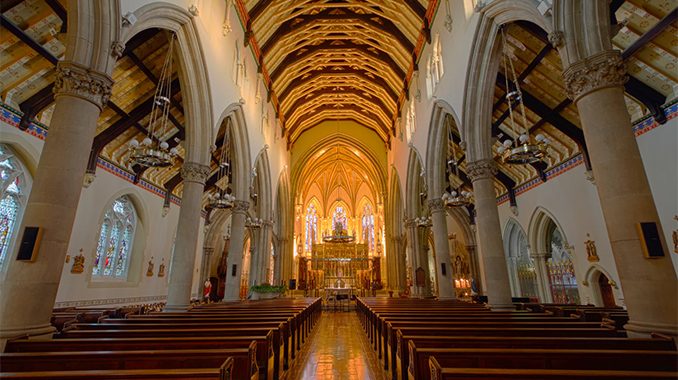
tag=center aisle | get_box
[287,310,387,380]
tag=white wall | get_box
[1,117,182,307]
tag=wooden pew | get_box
[428,357,678,380]
[1,365,230,380]
[1,346,252,380]
[395,332,675,380]
[409,343,678,380]
[6,335,273,379]
[57,326,279,380]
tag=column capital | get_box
[403,218,415,228]
[563,50,627,102]
[427,198,445,213]
[466,159,497,182]
[233,200,250,214]
[53,61,113,111]
[180,162,210,184]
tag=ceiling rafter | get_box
[288,104,389,135]
[0,14,59,65]
[269,40,406,83]
[260,9,415,58]
[284,88,391,121]
[278,68,399,106]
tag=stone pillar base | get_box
[624,320,678,338]
[163,304,190,313]
[0,324,57,351]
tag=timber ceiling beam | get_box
[0,0,23,13]
[44,0,67,32]
[278,68,399,105]
[18,84,54,130]
[403,0,426,20]
[0,14,59,65]
[288,105,389,139]
[261,10,414,57]
[269,41,405,83]
[283,88,392,121]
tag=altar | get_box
[310,242,369,289]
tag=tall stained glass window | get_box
[332,206,348,233]
[92,195,137,279]
[0,144,28,269]
[304,203,318,252]
[361,204,375,251]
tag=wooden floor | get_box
[287,310,387,380]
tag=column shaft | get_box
[429,199,456,299]
[0,63,111,342]
[223,201,248,301]
[165,162,209,311]
[564,51,677,335]
[467,160,514,309]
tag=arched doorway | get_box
[597,272,616,308]
[503,219,538,300]
[545,222,579,304]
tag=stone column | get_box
[466,245,482,293]
[417,226,433,298]
[223,200,248,301]
[428,199,456,299]
[531,252,551,303]
[404,219,419,297]
[0,62,112,344]
[165,162,210,311]
[564,51,677,336]
[506,257,520,297]
[467,159,514,309]
[200,247,214,293]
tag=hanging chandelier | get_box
[495,27,549,165]
[443,123,472,208]
[207,119,235,209]
[128,33,179,168]
[415,216,432,228]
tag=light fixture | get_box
[442,120,472,208]
[495,27,549,165]
[246,216,262,229]
[128,33,179,168]
[415,216,432,228]
[207,119,235,209]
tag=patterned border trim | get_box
[54,295,166,308]
[2,99,676,208]
[1,103,182,206]
[496,101,676,205]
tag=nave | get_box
[0,0,677,377]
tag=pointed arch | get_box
[462,0,552,162]
[122,2,213,166]
[528,206,570,256]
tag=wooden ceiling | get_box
[235,0,436,146]
[451,0,677,202]
[1,0,675,206]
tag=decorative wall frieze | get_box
[180,162,210,184]
[54,295,167,309]
[466,159,497,182]
[427,198,445,212]
[563,50,627,102]
[53,61,113,110]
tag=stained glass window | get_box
[332,206,348,233]
[0,144,27,269]
[304,203,318,252]
[361,204,375,251]
[92,196,137,279]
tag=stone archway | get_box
[386,166,406,291]
[405,148,432,298]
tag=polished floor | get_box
[287,309,387,380]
